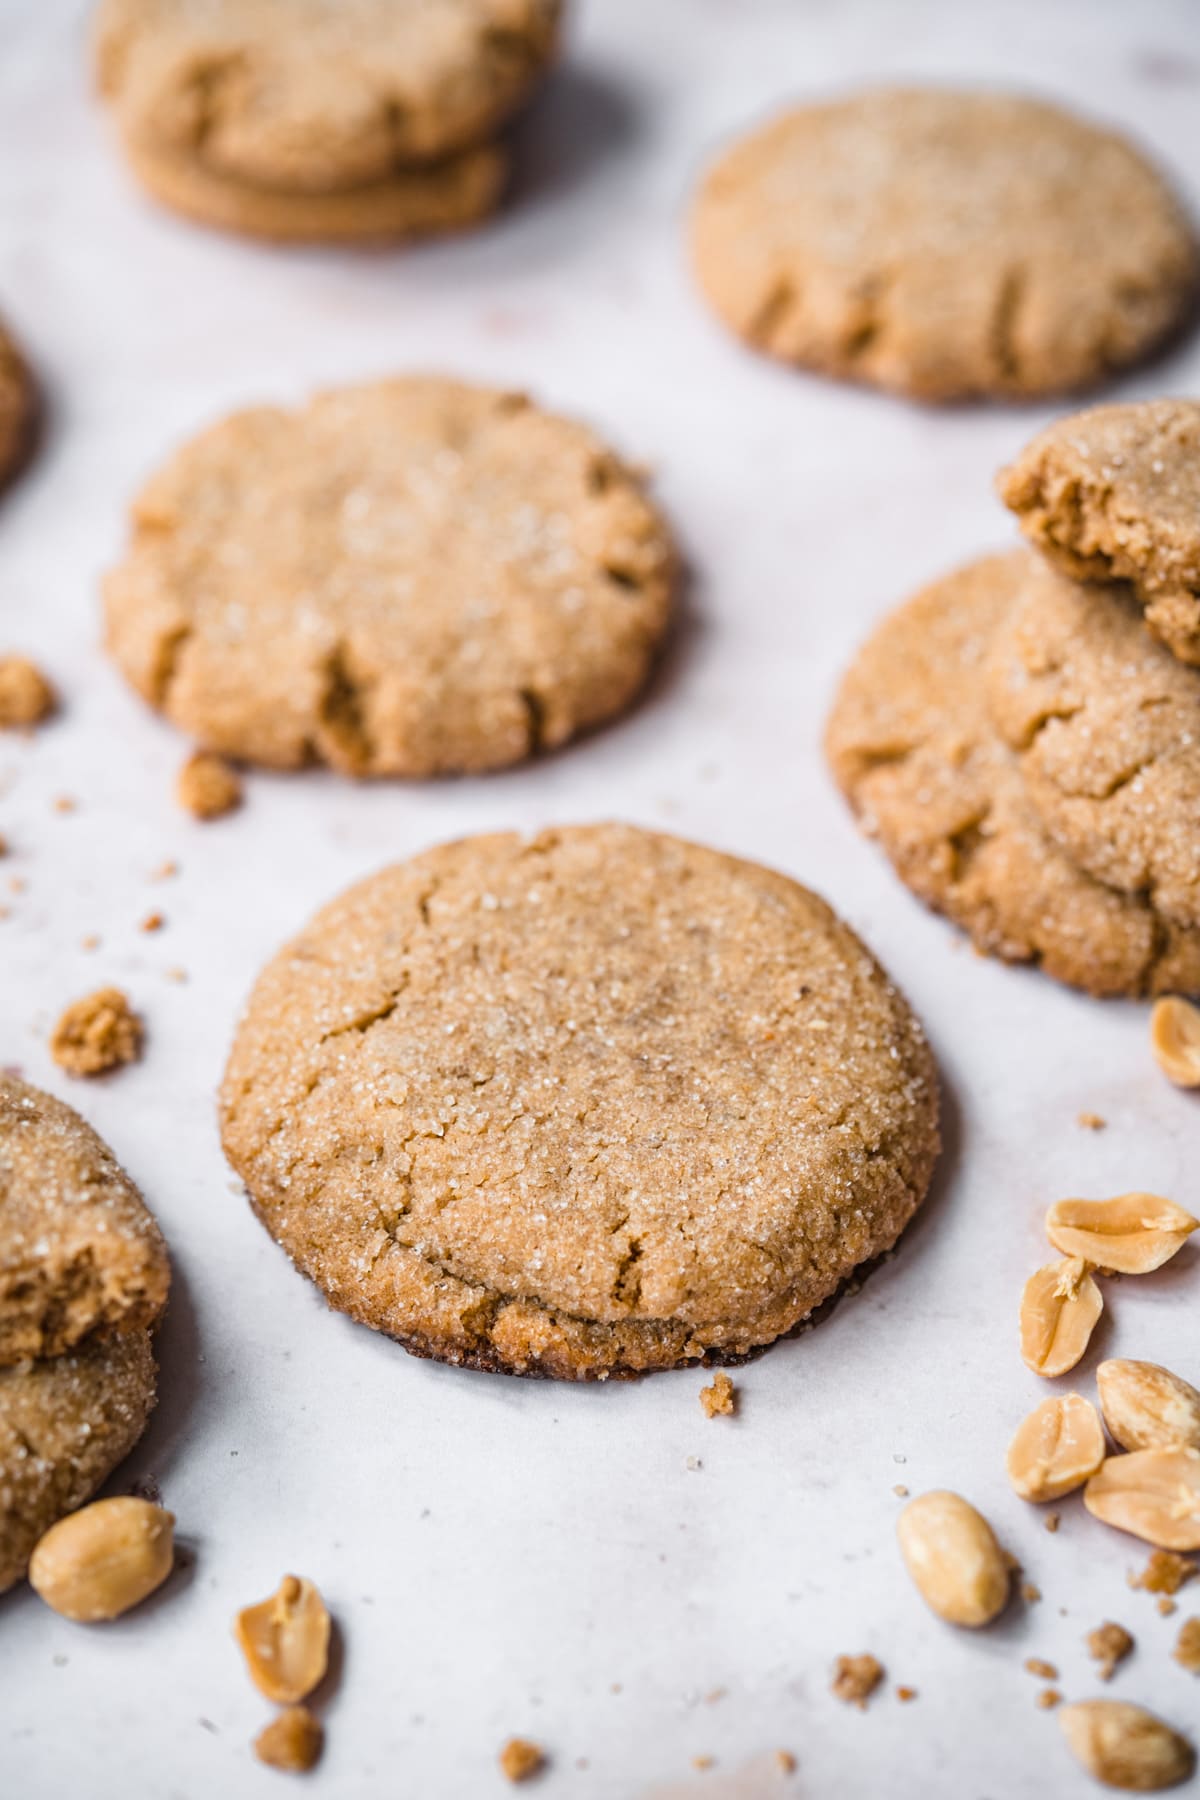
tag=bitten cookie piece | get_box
[825,551,1200,998]
[220,824,939,1379]
[987,558,1200,931]
[94,0,562,183]
[691,89,1196,401]
[1000,400,1200,666]
[0,1075,169,1364]
[104,379,675,777]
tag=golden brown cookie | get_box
[220,824,940,1379]
[120,132,507,244]
[0,1075,168,1363]
[1000,400,1200,666]
[0,1329,157,1594]
[0,320,35,493]
[825,551,1200,997]
[94,0,562,183]
[104,379,676,776]
[987,558,1200,930]
[691,89,1197,402]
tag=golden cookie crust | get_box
[94,0,562,185]
[986,558,1200,930]
[0,1329,157,1593]
[121,131,507,243]
[825,551,1200,998]
[0,321,35,492]
[691,88,1197,402]
[220,824,940,1380]
[1000,400,1200,666]
[104,378,675,776]
[0,1076,169,1365]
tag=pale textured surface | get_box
[1001,400,1200,665]
[0,1075,168,1362]
[5,2,1200,1795]
[95,0,562,181]
[105,378,674,774]
[691,88,1197,401]
[987,558,1200,929]
[221,825,939,1377]
[825,552,1200,997]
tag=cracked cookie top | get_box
[986,555,1200,930]
[94,0,563,187]
[0,1075,170,1365]
[690,88,1197,402]
[219,824,940,1379]
[825,550,1200,998]
[103,378,675,777]
[1000,400,1200,667]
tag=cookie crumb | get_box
[1077,1111,1106,1130]
[177,750,243,821]
[700,1370,735,1417]
[896,1686,917,1703]
[165,966,188,984]
[0,656,55,729]
[253,1706,323,1773]
[1036,1688,1062,1711]
[1022,1583,1042,1604]
[1024,1658,1058,1681]
[80,934,100,952]
[774,1748,797,1773]
[140,912,165,933]
[691,1755,715,1771]
[1129,1550,1197,1595]
[498,1738,545,1783]
[152,859,179,881]
[50,988,142,1077]
[1158,1596,1178,1617]
[1173,1616,1200,1673]
[1045,1513,1061,1534]
[1086,1622,1134,1681]
[831,1654,884,1709]
[893,1484,910,1497]
[52,795,76,815]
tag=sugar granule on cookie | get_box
[699,1371,736,1417]
[831,1654,885,1709]
[498,1737,545,1783]
[0,656,55,729]
[177,751,243,820]
[50,987,142,1077]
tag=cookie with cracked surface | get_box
[104,378,675,776]
[690,88,1196,402]
[987,558,1200,930]
[0,320,35,493]
[219,823,940,1379]
[0,1329,157,1593]
[0,1075,169,1365]
[1000,400,1200,667]
[121,132,507,244]
[94,0,562,185]
[825,551,1200,997]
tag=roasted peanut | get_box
[253,1706,324,1773]
[1098,1361,1200,1455]
[1058,1699,1195,1792]
[1020,1257,1103,1377]
[235,1575,330,1704]
[1085,1449,1200,1552]
[1151,997,1200,1088]
[28,1497,174,1622]
[1046,1194,1198,1275]
[896,1491,1010,1627]
[1007,1392,1105,1502]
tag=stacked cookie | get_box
[93,0,563,243]
[0,1077,170,1591]
[827,400,1200,999]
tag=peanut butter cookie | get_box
[691,89,1196,401]
[1000,400,1200,666]
[0,1075,168,1363]
[987,558,1200,930]
[825,552,1200,997]
[94,0,562,183]
[220,824,939,1379]
[104,379,675,776]
[0,319,35,492]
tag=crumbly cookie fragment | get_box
[1000,401,1200,666]
[220,825,939,1379]
[699,1370,736,1417]
[0,656,55,730]
[691,89,1196,401]
[831,1653,884,1709]
[826,551,1200,998]
[106,380,676,776]
[0,322,36,490]
[176,750,243,820]
[50,988,142,1077]
[498,1737,545,1783]
[1129,1550,1197,1596]
[1087,1621,1134,1681]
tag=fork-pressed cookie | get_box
[104,378,675,776]
[220,824,940,1379]
[1000,400,1200,666]
[825,551,1200,996]
[691,88,1196,401]
[986,557,1200,930]
[94,0,562,183]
